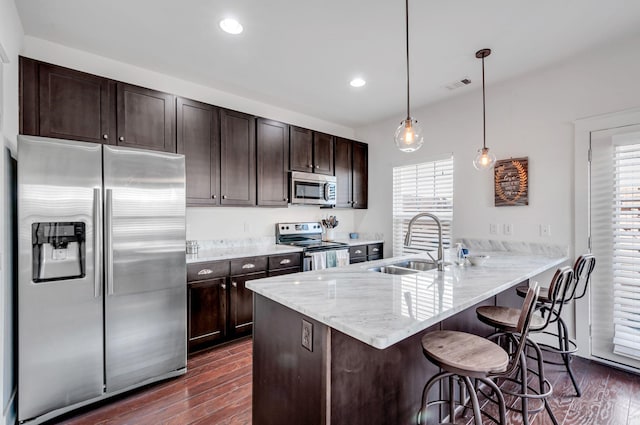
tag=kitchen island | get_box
[246,248,567,425]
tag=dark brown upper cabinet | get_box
[290,126,334,175]
[20,57,115,144]
[313,132,334,175]
[257,118,289,207]
[20,57,176,153]
[334,137,353,208]
[352,141,368,209]
[116,83,176,152]
[290,126,313,173]
[220,109,256,206]
[177,97,220,206]
[334,137,368,209]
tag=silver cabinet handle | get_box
[93,188,102,298]
[232,281,237,288]
[212,195,217,199]
[283,197,288,202]
[355,250,363,254]
[315,165,320,169]
[308,164,313,168]
[221,283,226,290]
[279,259,291,265]
[102,134,108,140]
[354,201,358,205]
[197,269,213,275]
[242,263,255,269]
[222,195,227,199]
[372,248,379,252]
[105,189,114,295]
[119,136,124,142]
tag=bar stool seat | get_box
[422,330,509,377]
[515,285,550,302]
[476,306,546,332]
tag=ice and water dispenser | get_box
[32,222,86,282]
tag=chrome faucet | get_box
[403,212,445,271]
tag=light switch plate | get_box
[503,224,513,236]
[489,223,498,235]
[540,224,551,237]
[302,319,313,352]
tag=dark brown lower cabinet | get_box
[230,271,267,338]
[349,243,384,264]
[188,278,227,352]
[187,252,302,352]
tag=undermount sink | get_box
[368,258,447,274]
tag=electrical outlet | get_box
[489,223,498,235]
[503,224,513,236]
[302,319,313,351]
[540,224,551,237]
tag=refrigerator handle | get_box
[105,188,114,295]
[93,188,102,298]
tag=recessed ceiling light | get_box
[350,78,366,88]
[219,18,243,35]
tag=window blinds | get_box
[612,140,640,360]
[392,157,453,256]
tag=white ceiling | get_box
[15,0,640,128]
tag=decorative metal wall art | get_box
[494,157,528,206]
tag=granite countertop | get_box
[246,250,568,349]
[187,244,303,264]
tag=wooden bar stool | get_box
[476,266,574,425]
[417,285,540,425]
[514,254,596,396]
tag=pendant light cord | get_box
[481,54,486,149]
[405,0,410,120]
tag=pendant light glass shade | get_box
[473,147,496,170]
[394,118,424,152]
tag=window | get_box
[392,156,453,256]
[590,126,640,367]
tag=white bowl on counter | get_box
[467,254,490,266]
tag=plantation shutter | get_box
[590,126,640,368]
[392,156,453,256]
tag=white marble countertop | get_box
[246,251,568,349]
[186,244,303,264]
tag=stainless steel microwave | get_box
[290,171,337,206]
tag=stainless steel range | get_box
[276,222,349,270]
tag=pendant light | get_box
[473,48,497,170]
[394,0,423,152]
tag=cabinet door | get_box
[116,83,176,152]
[177,97,220,206]
[220,109,256,206]
[334,137,353,207]
[313,132,334,175]
[290,126,313,172]
[37,61,114,144]
[230,271,267,337]
[188,278,227,351]
[352,142,368,209]
[257,118,289,207]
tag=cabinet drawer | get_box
[230,256,268,275]
[187,261,230,282]
[368,254,382,262]
[349,245,367,259]
[367,243,383,257]
[350,257,367,264]
[268,253,301,271]
[267,267,301,277]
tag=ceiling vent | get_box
[445,78,471,90]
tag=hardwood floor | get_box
[48,338,253,425]
[45,338,639,425]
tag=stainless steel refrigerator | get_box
[17,135,187,424]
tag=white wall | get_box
[356,33,640,259]
[21,36,361,241]
[0,0,23,423]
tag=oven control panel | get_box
[276,222,322,236]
